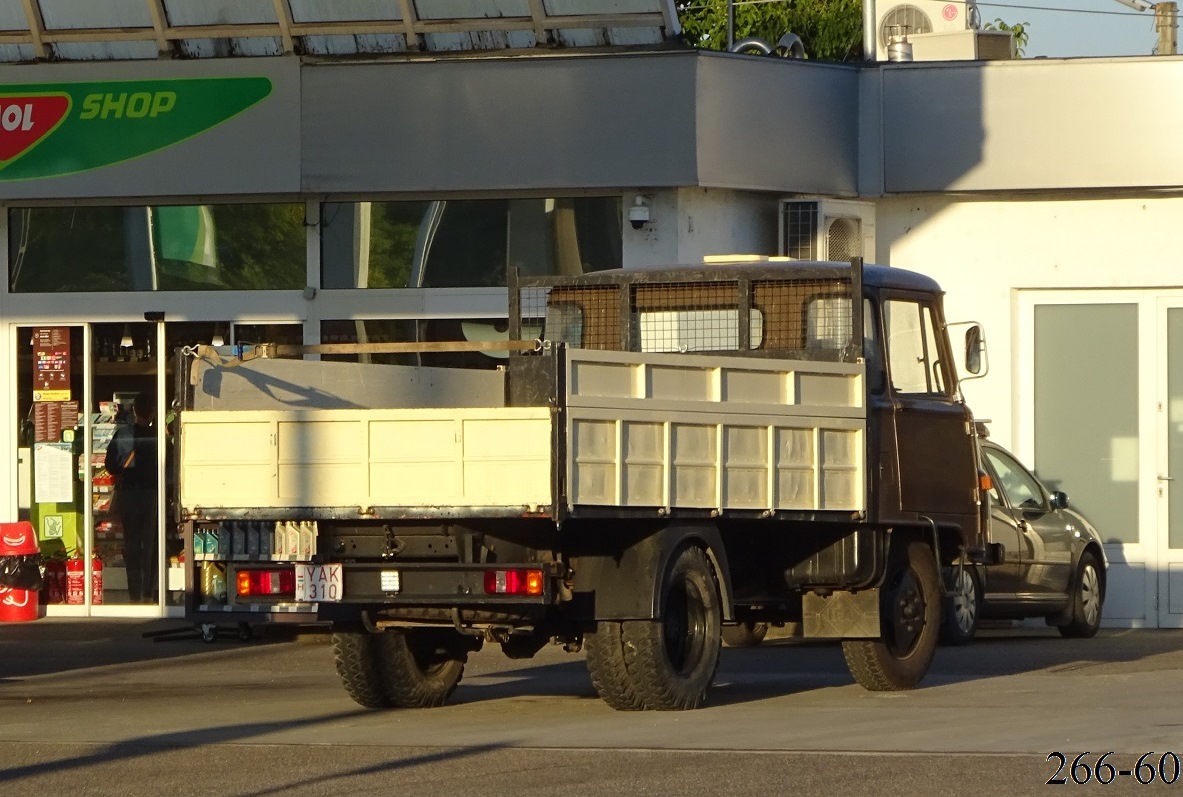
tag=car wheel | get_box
[939,566,979,646]
[721,621,769,648]
[1057,551,1103,639]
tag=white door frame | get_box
[1018,289,1165,628]
[1156,298,1183,628]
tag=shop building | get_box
[2,2,1181,628]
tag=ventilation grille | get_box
[783,201,820,260]
[826,217,862,263]
[878,5,933,48]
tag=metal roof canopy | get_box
[0,0,681,62]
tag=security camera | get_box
[628,196,651,230]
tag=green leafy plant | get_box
[983,18,1030,57]
[676,0,864,62]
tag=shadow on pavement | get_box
[0,618,308,681]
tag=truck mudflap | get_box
[801,589,880,638]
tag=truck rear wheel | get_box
[584,620,645,710]
[619,545,722,710]
[331,629,390,708]
[842,540,940,691]
[374,629,467,708]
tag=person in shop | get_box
[104,392,158,603]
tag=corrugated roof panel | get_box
[289,0,404,55]
[0,0,679,62]
[177,37,283,58]
[52,41,159,61]
[0,0,28,31]
[0,44,33,61]
[416,0,534,51]
[39,0,157,61]
[165,0,281,58]
[288,0,398,24]
[40,0,154,28]
[300,33,408,56]
[163,0,276,26]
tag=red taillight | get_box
[483,568,544,596]
[236,569,295,597]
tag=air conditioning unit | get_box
[778,198,876,262]
[874,0,978,57]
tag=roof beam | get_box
[18,0,47,60]
[271,0,295,54]
[145,0,171,56]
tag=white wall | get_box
[622,187,778,269]
[877,193,1183,451]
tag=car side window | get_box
[984,448,1046,512]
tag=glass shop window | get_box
[9,204,305,292]
[320,197,622,290]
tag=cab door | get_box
[882,294,978,526]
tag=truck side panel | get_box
[564,349,866,513]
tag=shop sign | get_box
[32,326,70,401]
[0,76,272,181]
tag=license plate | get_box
[295,564,343,603]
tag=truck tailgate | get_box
[180,407,553,512]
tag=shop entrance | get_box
[14,320,303,616]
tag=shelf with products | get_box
[90,404,123,553]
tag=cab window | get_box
[884,299,948,395]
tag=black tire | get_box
[584,620,646,710]
[618,545,722,710]
[842,540,941,691]
[374,629,467,708]
[939,566,979,646]
[331,629,390,708]
[721,621,769,648]
[1057,551,1103,639]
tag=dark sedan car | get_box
[721,435,1108,649]
[940,437,1108,645]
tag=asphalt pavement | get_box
[2,619,1183,796]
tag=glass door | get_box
[1026,297,1154,626]
[15,325,86,612]
[1158,301,1183,627]
[89,322,160,609]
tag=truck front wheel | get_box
[621,545,722,710]
[841,541,940,691]
[374,629,468,708]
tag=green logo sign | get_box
[0,76,272,181]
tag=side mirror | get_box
[1050,491,1069,510]
[964,325,986,376]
